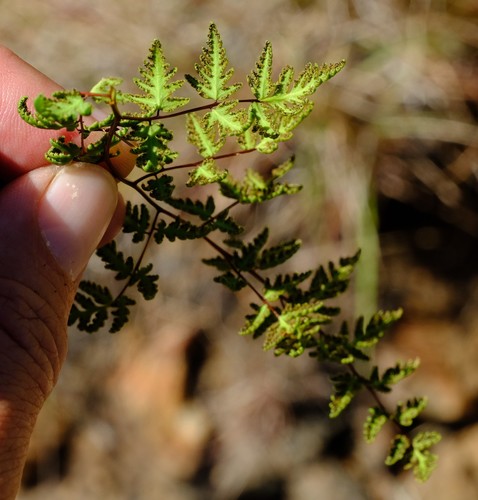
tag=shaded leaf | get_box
[143,175,175,201]
[96,241,134,281]
[123,202,150,242]
[167,195,215,221]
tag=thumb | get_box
[0,162,118,499]
[38,162,119,280]
[0,162,118,388]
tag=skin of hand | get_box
[0,46,133,498]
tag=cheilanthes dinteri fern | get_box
[17,23,440,481]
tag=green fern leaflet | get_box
[127,39,190,114]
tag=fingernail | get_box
[38,163,118,279]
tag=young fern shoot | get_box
[17,22,440,482]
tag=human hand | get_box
[0,46,130,498]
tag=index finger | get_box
[0,47,136,183]
[0,45,74,181]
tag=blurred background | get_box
[2,0,478,498]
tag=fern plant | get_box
[18,23,440,482]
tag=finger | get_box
[37,163,119,279]
[0,46,136,181]
[0,45,72,179]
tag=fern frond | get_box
[385,434,411,466]
[380,359,420,387]
[263,271,312,298]
[249,101,314,152]
[393,398,428,427]
[213,272,248,291]
[256,238,302,270]
[237,125,259,151]
[202,255,231,272]
[314,329,367,364]
[18,91,91,131]
[83,113,115,132]
[68,281,136,334]
[262,60,346,113]
[263,300,332,357]
[385,431,441,482]
[245,42,344,151]
[412,431,442,452]
[234,227,269,271]
[329,372,362,417]
[354,308,403,349]
[143,175,175,201]
[248,40,345,112]
[96,241,158,300]
[128,263,158,301]
[187,113,225,158]
[45,136,82,165]
[206,229,302,285]
[154,217,211,243]
[248,41,275,101]
[187,158,228,186]
[186,23,242,101]
[79,132,120,164]
[89,77,129,104]
[364,407,389,443]
[240,303,273,337]
[205,228,305,296]
[96,241,134,281]
[406,432,441,482]
[68,282,111,333]
[166,195,215,221]
[18,22,442,484]
[127,39,189,114]
[291,251,361,302]
[109,294,137,333]
[123,202,150,243]
[129,122,178,172]
[220,157,302,203]
[212,211,243,235]
[206,101,249,136]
